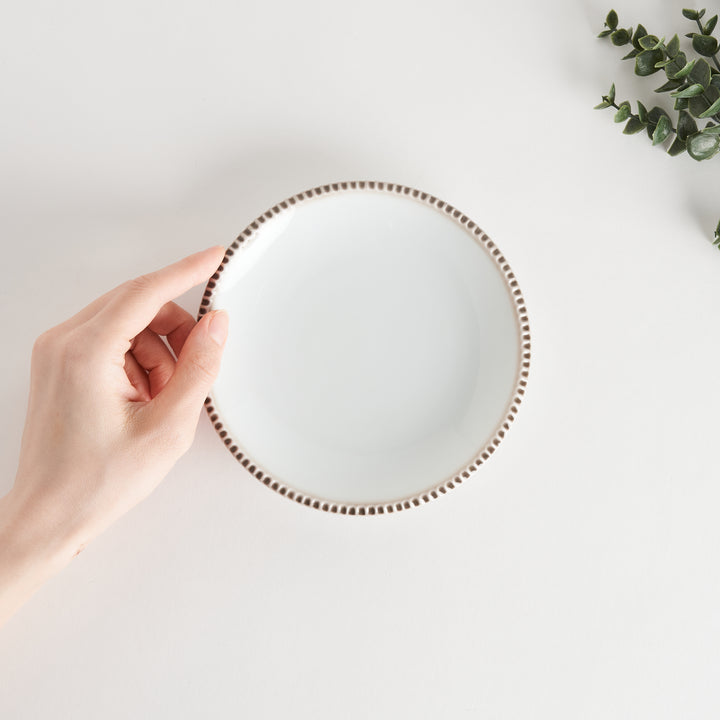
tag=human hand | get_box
[0,246,228,626]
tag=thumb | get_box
[154,309,229,420]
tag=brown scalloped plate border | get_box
[198,181,531,515]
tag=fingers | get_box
[148,310,229,427]
[92,246,225,347]
[123,302,198,399]
[123,351,151,402]
[147,301,197,358]
[130,329,177,398]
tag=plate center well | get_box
[210,190,520,504]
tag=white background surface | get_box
[1,0,719,717]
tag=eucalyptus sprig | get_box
[596,8,720,246]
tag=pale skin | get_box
[0,246,228,628]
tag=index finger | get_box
[93,245,226,345]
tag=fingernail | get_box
[208,310,229,345]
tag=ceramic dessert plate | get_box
[199,182,530,514]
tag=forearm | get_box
[0,247,226,629]
[0,487,74,628]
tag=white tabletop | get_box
[2,0,719,717]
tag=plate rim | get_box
[198,180,531,515]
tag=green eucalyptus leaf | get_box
[704,14,718,34]
[678,110,698,140]
[594,100,612,109]
[614,102,632,122]
[637,100,648,122]
[606,9,619,30]
[690,95,707,117]
[693,34,719,56]
[646,106,671,138]
[682,9,700,20]
[638,34,659,49]
[690,85,720,117]
[667,34,681,57]
[608,83,616,103]
[624,117,646,134]
[611,28,631,46]
[689,58,712,89]
[699,9,706,20]
[656,79,683,92]
[635,49,664,76]
[647,107,670,122]
[666,53,689,78]
[598,29,612,38]
[675,96,690,110]
[622,48,640,59]
[687,130,720,159]
[711,75,720,91]
[702,123,720,133]
[673,60,697,80]
[699,95,720,117]
[652,114,672,144]
[672,83,706,98]
[632,23,649,49]
[668,137,687,155]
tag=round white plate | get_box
[200,182,530,514]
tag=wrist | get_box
[0,485,78,576]
[0,486,79,626]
